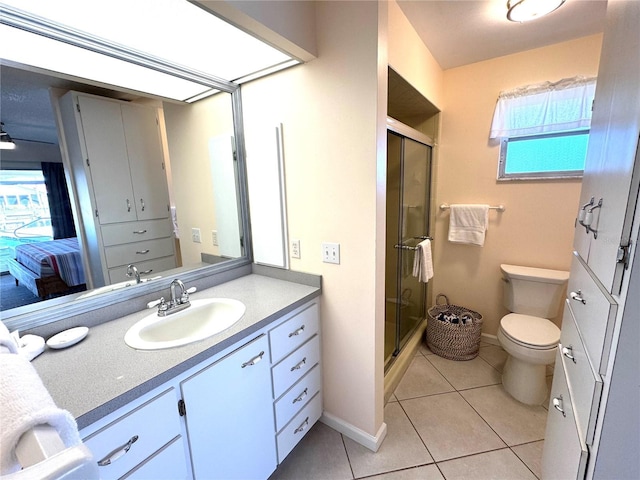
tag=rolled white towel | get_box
[412,239,434,283]
[0,321,19,354]
[0,354,81,475]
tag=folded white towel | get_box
[412,239,434,283]
[448,204,490,246]
[0,354,81,474]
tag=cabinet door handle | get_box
[570,290,586,304]
[290,357,307,372]
[553,396,566,417]
[126,199,131,212]
[293,388,309,404]
[136,249,150,255]
[562,345,576,363]
[294,417,309,434]
[241,351,265,368]
[133,229,147,234]
[97,435,139,466]
[140,198,145,211]
[288,325,305,338]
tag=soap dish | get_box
[47,327,89,350]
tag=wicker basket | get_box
[426,294,483,361]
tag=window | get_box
[491,76,596,180]
[499,130,589,179]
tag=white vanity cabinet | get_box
[58,91,176,287]
[78,297,321,480]
[180,334,277,480]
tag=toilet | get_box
[497,264,569,405]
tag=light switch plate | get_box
[291,239,301,259]
[322,242,340,264]
[192,227,201,243]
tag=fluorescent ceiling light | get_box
[507,0,566,22]
[0,0,300,101]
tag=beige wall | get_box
[162,93,235,266]
[242,1,385,439]
[433,34,603,336]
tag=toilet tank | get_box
[501,264,570,318]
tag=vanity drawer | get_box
[108,256,176,284]
[83,388,181,480]
[541,349,588,480]
[122,436,188,480]
[269,302,319,364]
[567,253,618,373]
[560,301,603,445]
[274,365,321,432]
[272,335,320,399]
[101,219,173,247]
[276,392,322,464]
[105,237,175,268]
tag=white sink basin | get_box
[124,298,246,350]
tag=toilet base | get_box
[502,355,549,405]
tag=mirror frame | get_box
[1,6,255,331]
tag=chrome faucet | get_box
[147,279,197,316]
[126,264,140,284]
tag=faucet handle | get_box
[147,297,167,310]
[181,286,197,303]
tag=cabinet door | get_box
[181,335,277,480]
[574,0,640,294]
[78,95,137,224]
[121,103,171,221]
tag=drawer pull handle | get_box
[562,345,576,363]
[570,290,586,304]
[126,199,131,212]
[553,396,566,417]
[97,435,139,466]
[291,357,307,372]
[136,249,150,255]
[288,325,305,338]
[294,417,309,434]
[241,351,265,368]
[140,198,145,211]
[293,388,309,404]
[133,229,147,234]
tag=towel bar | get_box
[394,237,433,250]
[440,203,505,212]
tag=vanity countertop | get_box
[32,273,321,429]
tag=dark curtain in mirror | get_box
[41,162,76,239]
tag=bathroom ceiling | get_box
[397,0,608,70]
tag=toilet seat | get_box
[500,313,560,350]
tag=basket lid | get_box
[500,313,560,347]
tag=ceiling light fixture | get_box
[507,0,566,22]
[0,123,17,150]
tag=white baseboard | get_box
[320,411,387,452]
[481,333,500,346]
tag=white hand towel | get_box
[0,354,81,474]
[412,239,434,283]
[448,204,490,246]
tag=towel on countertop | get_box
[0,353,81,474]
[412,239,434,283]
[448,204,490,246]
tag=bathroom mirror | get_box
[0,63,251,327]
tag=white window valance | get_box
[490,76,597,139]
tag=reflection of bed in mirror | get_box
[7,237,86,299]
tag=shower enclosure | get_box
[385,121,433,371]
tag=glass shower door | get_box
[385,131,432,369]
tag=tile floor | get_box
[269,342,552,480]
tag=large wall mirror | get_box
[0,63,251,328]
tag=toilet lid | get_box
[500,313,560,348]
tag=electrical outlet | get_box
[291,239,301,259]
[212,230,218,246]
[191,227,201,243]
[322,242,340,264]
